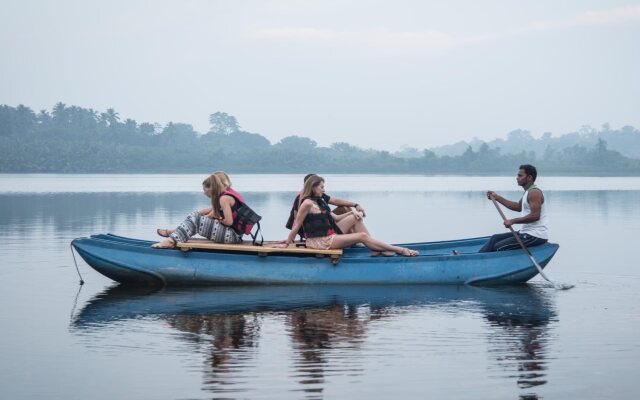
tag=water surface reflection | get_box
[72,285,556,399]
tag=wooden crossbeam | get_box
[176,239,343,257]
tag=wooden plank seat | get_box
[176,239,343,258]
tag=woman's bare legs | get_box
[337,214,394,255]
[337,214,370,235]
[330,232,418,256]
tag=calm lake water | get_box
[1,174,639,399]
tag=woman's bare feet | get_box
[151,237,176,248]
[397,247,419,257]
[156,228,173,238]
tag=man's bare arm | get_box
[487,190,522,212]
[509,189,543,225]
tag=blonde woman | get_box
[194,170,233,218]
[156,171,232,239]
[276,175,418,256]
[152,173,248,248]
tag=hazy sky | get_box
[1,1,639,150]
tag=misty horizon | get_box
[2,101,639,174]
[2,101,635,154]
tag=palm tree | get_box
[105,108,120,127]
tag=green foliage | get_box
[1,103,640,175]
[208,112,239,135]
[274,136,317,152]
[432,125,640,159]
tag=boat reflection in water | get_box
[72,285,557,399]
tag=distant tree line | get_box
[1,103,640,175]
[427,125,640,159]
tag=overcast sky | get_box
[1,0,639,150]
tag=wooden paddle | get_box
[490,195,573,290]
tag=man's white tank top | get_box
[519,185,549,240]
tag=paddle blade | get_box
[555,283,575,290]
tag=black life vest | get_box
[219,189,263,245]
[286,193,333,239]
[301,196,342,238]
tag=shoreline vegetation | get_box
[2,103,640,175]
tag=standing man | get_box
[480,164,549,252]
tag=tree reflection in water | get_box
[72,285,556,399]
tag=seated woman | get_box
[156,171,232,239]
[152,173,249,248]
[277,175,418,256]
[286,173,371,241]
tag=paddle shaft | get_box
[489,195,554,283]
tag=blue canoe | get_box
[71,234,559,286]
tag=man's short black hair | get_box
[519,164,537,181]
[304,173,316,183]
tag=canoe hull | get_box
[72,234,559,286]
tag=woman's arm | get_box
[287,201,311,244]
[218,196,235,226]
[329,196,366,216]
[199,207,212,215]
[332,210,362,222]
